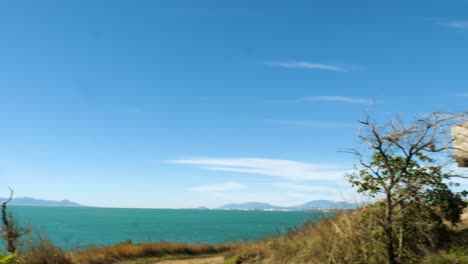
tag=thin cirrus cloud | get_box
[169,157,351,181]
[302,96,375,105]
[441,21,468,29]
[271,96,375,105]
[264,61,347,72]
[264,119,353,128]
[190,182,246,192]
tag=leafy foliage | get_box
[345,112,468,264]
[0,254,15,264]
[348,152,467,225]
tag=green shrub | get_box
[224,254,241,264]
[0,254,15,264]
[422,247,468,264]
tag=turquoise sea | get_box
[9,206,328,250]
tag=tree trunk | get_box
[398,222,404,261]
[1,189,16,253]
[385,194,397,264]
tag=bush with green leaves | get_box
[0,254,15,264]
[346,112,467,264]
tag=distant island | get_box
[217,200,358,211]
[0,197,356,210]
[0,197,84,207]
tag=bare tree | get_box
[1,188,21,253]
[345,112,468,264]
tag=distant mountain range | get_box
[292,200,357,210]
[0,197,356,210]
[220,202,281,210]
[218,200,357,211]
[0,197,84,207]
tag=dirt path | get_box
[117,256,225,264]
[156,256,224,264]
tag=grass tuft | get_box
[15,237,74,264]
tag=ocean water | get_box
[9,206,328,250]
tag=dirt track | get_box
[118,256,225,264]
[156,256,224,264]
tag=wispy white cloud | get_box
[269,96,376,105]
[264,119,353,128]
[302,96,374,104]
[190,182,246,192]
[170,158,351,181]
[272,182,343,192]
[264,61,346,72]
[441,21,468,29]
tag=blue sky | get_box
[0,0,467,208]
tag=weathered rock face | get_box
[452,123,468,167]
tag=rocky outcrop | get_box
[452,123,468,167]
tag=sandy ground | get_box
[117,256,225,264]
[156,256,225,264]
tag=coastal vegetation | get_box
[227,205,468,263]
[1,112,467,264]
[75,242,233,264]
[228,113,468,263]
[2,207,466,264]
[345,113,467,263]
[13,239,234,264]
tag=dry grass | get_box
[15,237,74,264]
[117,255,225,264]
[233,208,388,264]
[75,242,236,264]
[232,204,468,264]
[459,209,468,228]
[8,206,468,264]
[10,238,236,264]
